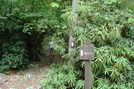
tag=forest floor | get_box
[0,54,61,89]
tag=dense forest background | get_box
[0,0,134,89]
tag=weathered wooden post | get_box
[80,40,94,89]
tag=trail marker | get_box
[80,40,94,89]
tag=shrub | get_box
[0,41,29,72]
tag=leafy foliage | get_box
[0,10,29,72]
[41,0,134,89]
[0,0,134,89]
[41,60,84,89]
[0,41,29,72]
[0,0,68,71]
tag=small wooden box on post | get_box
[80,40,94,89]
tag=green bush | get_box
[40,60,84,89]
[0,41,29,72]
[41,0,134,89]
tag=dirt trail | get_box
[0,55,60,89]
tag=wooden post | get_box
[85,40,91,89]
[85,60,91,89]
[80,40,94,89]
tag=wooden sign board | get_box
[80,45,94,60]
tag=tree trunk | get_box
[68,0,78,60]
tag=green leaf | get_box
[111,0,116,3]
[51,3,59,8]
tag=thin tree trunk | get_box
[68,0,78,60]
